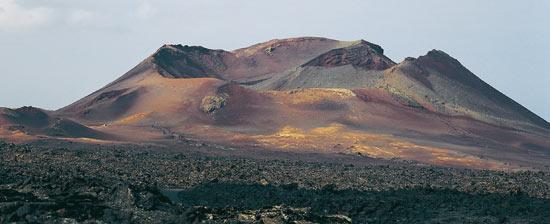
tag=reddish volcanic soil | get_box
[1,37,549,171]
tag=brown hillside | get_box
[4,37,548,170]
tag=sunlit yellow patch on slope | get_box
[252,123,518,170]
[113,112,151,125]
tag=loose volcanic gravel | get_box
[1,141,549,223]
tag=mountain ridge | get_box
[2,36,549,170]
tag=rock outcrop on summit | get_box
[2,37,549,170]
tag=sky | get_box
[0,0,549,121]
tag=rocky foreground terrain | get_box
[1,140,549,223]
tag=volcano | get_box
[1,37,549,170]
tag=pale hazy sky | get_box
[0,0,549,121]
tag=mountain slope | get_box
[381,50,550,133]
[0,107,109,139]
[57,37,356,121]
[6,37,549,170]
[245,40,395,90]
